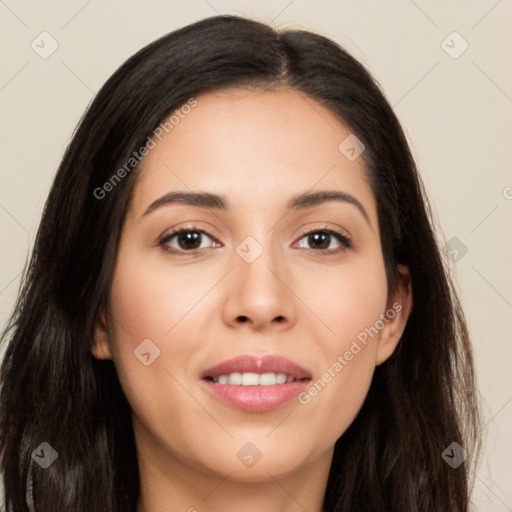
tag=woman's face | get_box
[94,86,411,484]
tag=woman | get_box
[0,14,481,512]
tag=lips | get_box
[200,355,312,412]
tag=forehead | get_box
[128,87,377,225]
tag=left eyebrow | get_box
[141,189,372,228]
[288,190,371,227]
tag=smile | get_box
[201,355,312,412]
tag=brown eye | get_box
[159,228,217,253]
[296,229,352,253]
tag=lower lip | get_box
[201,379,311,412]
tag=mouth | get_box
[200,355,312,412]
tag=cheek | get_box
[105,244,222,397]
[108,248,214,344]
[296,254,387,430]
[310,252,389,351]
[105,252,210,445]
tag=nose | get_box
[221,238,297,333]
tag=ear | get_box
[375,264,413,366]
[92,308,113,360]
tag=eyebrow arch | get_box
[142,190,371,227]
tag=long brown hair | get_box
[0,14,480,511]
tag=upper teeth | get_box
[212,372,295,385]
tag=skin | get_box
[93,86,413,512]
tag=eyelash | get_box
[158,224,353,256]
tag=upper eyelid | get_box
[297,223,351,239]
[160,225,217,242]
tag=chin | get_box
[219,444,311,480]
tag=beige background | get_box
[1,1,511,509]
